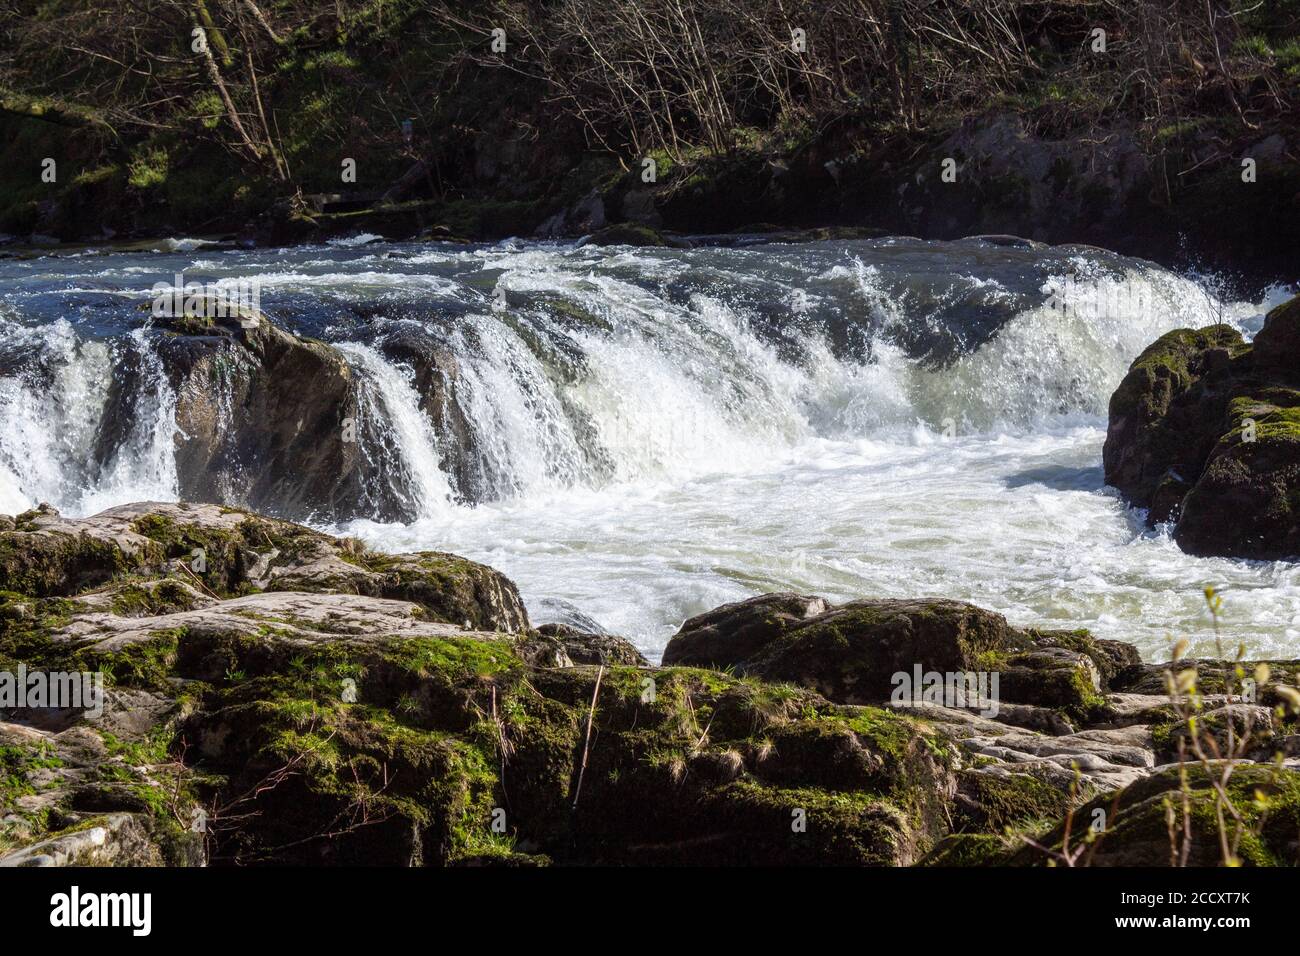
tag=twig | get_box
[179,560,222,600]
[571,665,604,811]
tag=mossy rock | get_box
[1104,295,1300,558]
[664,594,1118,719]
[953,767,1078,832]
[1103,324,1247,510]
[580,223,689,248]
[0,578,961,866]
[1011,763,1300,866]
[0,502,528,632]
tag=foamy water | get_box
[0,236,1296,661]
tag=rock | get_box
[620,189,661,227]
[51,590,479,657]
[90,305,482,523]
[664,594,1117,717]
[0,501,528,631]
[1252,295,1300,370]
[146,309,394,523]
[1031,629,1142,685]
[1010,763,1300,866]
[0,708,204,867]
[1152,704,1278,761]
[1176,417,1300,558]
[1103,324,1248,511]
[951,765,1078,833]
[959,726,1155,793]
[1112,657,1300,709]
[580,223,689,248]
[1103,296,1300,558]
[0,813,174,867]
[375,325,477,502]
[4,503,1295,867]
[524,625,648,667]
[1095,692,1179,727]
[2,501,973,866]
[661,592,828,669]
[914,700,1075,736]
[997,647,1104,716]
[535,189,606,238]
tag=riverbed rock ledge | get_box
[3,502,1299,866]
[1103,293,1300,560]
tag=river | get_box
[0,234,1296,661]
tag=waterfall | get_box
[0,238,1269,521]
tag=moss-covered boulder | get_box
[1010,763,1300,866]
[1103,295,1300,558]
[6,502,1291,867]
[2,603,963,866]
[521,624,648,667]
[661,592,828,669]
[663,595,1120,718]
[0,502,528,632]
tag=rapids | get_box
[0,235,1295,661]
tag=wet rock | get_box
[146,309,393,523]
[523,625,648,667]
[661,592,829,669]
[375,325,477,502]
[1104,295,1300,559]
[90,306,479,524]
[580,223,689,248]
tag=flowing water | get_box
[1,235,1297,662]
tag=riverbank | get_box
[4,2,1299,293]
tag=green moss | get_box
[0,530,140,598]
[384,636,521,681]
[956,769,1077,831]
[107,578,204,617]
[1068,663,1108,719]
[1225,393,1300,443]
[127,146,169,189]
[920,832,1013,866]
[1124,326,1246,387]
[73,631,181,691]
[1018,763,1300,866]
[0,742,64,805]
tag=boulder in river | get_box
[1103,294,1300,559]
[663,593,1135,720]
[92,307,475,524]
